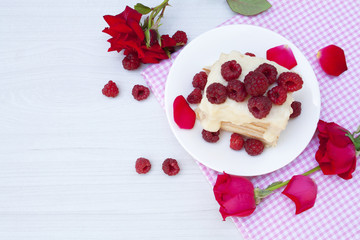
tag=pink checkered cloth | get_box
[141,1,360,239]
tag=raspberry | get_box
[290,101,302,118]
[248,96,272,119]
[102,80,119,97]
[230,133,244,150]
[244,71,269,96]
[135,157,151,174]
[221,60,242,81]
[255,63,278,85]
[277,72,303,92]
[244,139,264,156]
[162,158,180,176]
[122,52,141,70]
[192,71,208,90]
[132,84,150,101]
[267,85,287,105]
[227,80,248,102]
[206,83,227,104]
[187,88,202,104]
[172,30,188,45]
[202,129,220,143]
[245,52,256,57]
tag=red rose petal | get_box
[161,35,177,48]
[266,45,297,70]
[317,45,347,76]
[128,19,145,41]
[282,175,317,214]
[173,95,196,129]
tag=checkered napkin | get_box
[141,1,360,239]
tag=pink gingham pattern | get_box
[141,1,360,239]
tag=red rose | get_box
[315,120,357,180]
[213,172,256,220]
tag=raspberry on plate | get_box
[230,133,244,150]
[192,71,208,90]
[244,139,264,156]
[202,129,220,143]
[122,52,141,70]
[132,84,150,101]
[227,80,248,102]
[206,83,227,104]
[290,101,302,118]
[244,71,269,96]
[267,85,287,105]
[162,158,180,176]
[255,63,278,85]
[135,157,151,174]
[187,88,202,104]
[172,30,188,45]
[221,60,242,81]
[102,80,119,98]
[248,96,272,119]
[278,72,303,92]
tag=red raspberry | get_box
[248,96,272,119]
[162,158,180,176]
[244,139,264,156]
[267,85,287,105]
[206,83,227,104]
[245,52,256,57]
[102,80,119,97]
[202,129,220,143]
[244,71,269,96]
[230,133,244,150]
[122,52,141,70]
[255,63,278,85]
[172,30,188,45]
[132,84,150,101]
[290,101,302,118]
[187,88,202,104]
[192,71,208,90]
[135,157,151,174]
[221,60,242,81]
[227,80,248,102]
[278,72,303,92]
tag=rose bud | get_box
[266,45,297,70]
[317,45,347,76]
[282,175,318,214]
[213,172,256,220]
[173,95,196,129]
[315,120,357,180]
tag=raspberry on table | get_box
[267,85,287,105]
[122,52,141,70]
[202,129,220,143]
[248,96,272,119]
[135,157,151,174]
[192,71,208,90]
[221,60,242,81]
[244,71,269,96]
[245,52,256,57]
[277,72,303,92]
[187,88,202,104]
[162,158,180,176]
[254,63,278,85]
[206,83,227,104]
[102,80,119,98]
[132,84,150,101]
[172,30,188,45]
[227,80,248,102]
[230,133,244,150]
[244,139,264,156]
[290,101,302,118]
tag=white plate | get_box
[164,25,320,176]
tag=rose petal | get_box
[266,45,297,70]
[161,35,177,48]
[282,175,317,214]
[317,45,347,76]
[173,95,196,129]
[220,192,256,220]
[128,19,145,41]
[326,141,356,174]
[118,6,142,23]
[326,122,352,147]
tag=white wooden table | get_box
[0,0,244,239]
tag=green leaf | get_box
[265,181,283,190]
[134,3,152,15]
[226,0,272,16]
